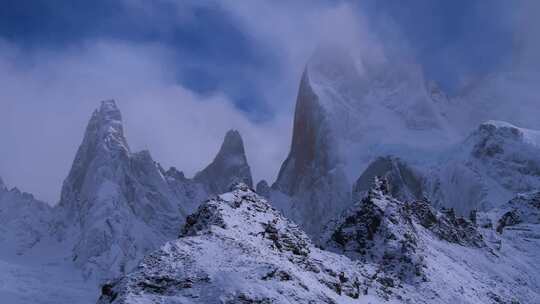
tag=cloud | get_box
[0,1,381,204]
[0,39,290,204]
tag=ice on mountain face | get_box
[98,184,376,304]
[322,178,540,303]
[55,100,205,280]
[427,120,540,214]
[194,130,253,195]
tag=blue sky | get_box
[0,0,528,203]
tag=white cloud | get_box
[0,39,290,204]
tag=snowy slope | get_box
[322,177,540,303]
[0,181,98,304]
[97,183,385,304]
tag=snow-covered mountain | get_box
[53,100,200,279]
[267,46,540,238]
[2,45,540,304]
[0,100,258,303]
[271,46,458,236]
[96,179,540,304]
[427,120,540,215]
[97,183,383,304]
[321,177,540,303]
[48,100,256,280]
[0,181,53,256]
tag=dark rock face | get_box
[353,156,424,202]
[194,130,253,194]
[272,69,350,237]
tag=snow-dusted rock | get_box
[194,130,253,195]
[323,178,540,303]
[97,184,372,304]
[55,100,207,279]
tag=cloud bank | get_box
[1,1,537,204]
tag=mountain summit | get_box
[55,100,196,279]
[195,129,253,194]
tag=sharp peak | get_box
[75,99,130,156]
[224,129,242,140]
[218,129,246,155]
[92,99,121,121]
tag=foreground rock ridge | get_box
[97,180,540,304]
[97,183,367,304]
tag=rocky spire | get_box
[55,100,190,279]
[0,176,5,191]
[59,99,129,210]
[272,67,350,237]
[194,130,253,194]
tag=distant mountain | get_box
[271,45,457,237]
[53,100,204,279]
[3,45,540,304]
[194,129,253,194]
[0,182,52,256]
[427,120,540,214]
[0,100,256,303]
